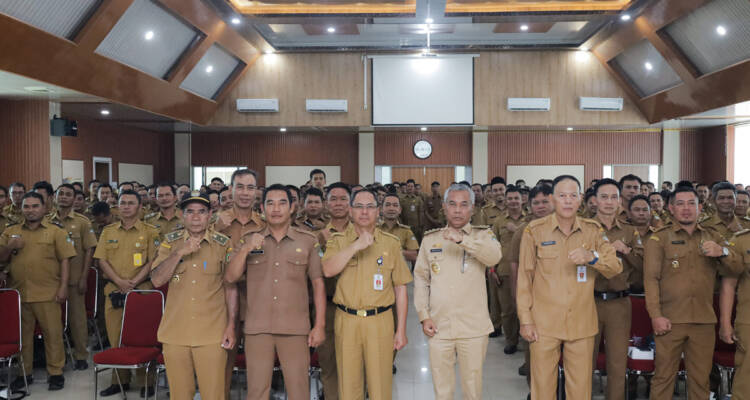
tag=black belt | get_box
[326,296,334,302]
[336,304,392,317]
[594,290,629,301]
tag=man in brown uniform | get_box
[3,182,26,224]
[517,175,621,400]
[379,193,419,263]
[226,184,326,400]
[589,179,643,400]
[617,174,642,224]
[322,189,412,400]
[94,190,160,397]
[648,192,671,228]
[145,183,183,240]
[490,185,525,352]
[414,184,502,400]
[697,183,717,218]
[644,185,741,400]
[213,169,266,397]
[150,192,238,400]
[219,186,233,212]
[310,169,327,191]
[737,190,750,218]
[1,192,75,391]
[424,181,444,231]
[294,188,328,231]
[479,177,507,226]
[0,185,10,233]
[400,179,424,242]
[47,184,98,370]
[701,182,750,239]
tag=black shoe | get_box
[10,375,32,391]
[100,384,130,396]
[74,360,89,370]
[518,363,529,376]
[489,329,501,338]
[392,364,397,374]
[48,375,65,391]
[140,386,155,398]
[504,344,518,355]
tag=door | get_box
[391,166,455,195]
[93,157,112,184]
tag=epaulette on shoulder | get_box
[527,218,546,228]
[143,222,158,229]
[73,211,91,221]
[424,227,443,236]
[48,220,64,229]
[580,217,602,227]
[291,225,318,239]
[166,230,185,243]
[472,224,490,229]
[742,216,750,222]
[210,231,230,246]
[481,203,493,209]
[330,231,345,238]
[397,223,412,230]
[5,221,20,228]
[653,225,671,233]
[734,228,750,237]
[144,212,158,220]
[380,230,400,242]
[104,222,119,229]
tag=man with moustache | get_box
[219,186,233,212]
[479,177,507,225]
[736,190,750,218]
[145,183,183,240]
[701,182,750,240]
[617,174,642,224]
[294,188,328,231]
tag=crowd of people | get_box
[1,168,750,400]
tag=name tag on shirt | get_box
[133,253,143,267]
[671,240,686,245]
[373,273,384,291]
[250,249,264,255]
[430,248,442,253]
[541,241,556,246]
[577,266,587,283]
[410,205,416,212]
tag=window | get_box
[735,125,750,185]
[192,166,243,189]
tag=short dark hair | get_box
[676,180,693,189]
[738,190,750,198]
[553,175,581,191]
[663,181,672,187]
[219,186,230,195]
[529,184,553,202]
[647,192,663,201]
[406,179,416,185]
[72,182,83,191]
[74,190,85,198]
[32,181,54,197]
[22,191,44,205]
[156,183,176,196]
[490,176,506,186]
[669,186,699,204]
[230,169,258,185]
[350,189,379,206]
[383,192,401,203]
[56,183,76,193]
[696,183,709,190]
[210,177,224,184]
[118,189,141,205]
[98,183,113,193]
[505,185,522,196]
[0,185,7,198]
[262,183,292,205]
[304,187,324,202]
[711,181,735,198]
[9,182,25,191]
[431,181,440,187]
[310,169,326,179]
[618,174,643,186]
[593,178,621,196]
[584,188,596,203]
[326,182,351,198]
[285,185,300,200]
[92,201,110,217]
[628,194,650,211]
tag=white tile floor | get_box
[4,284,688,399]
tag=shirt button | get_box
[192,280,196,284]
[193,264,197,268]
[275,262,279,267]
[273,296,277,300]
[191,298,195,301]
[274,279,278,283]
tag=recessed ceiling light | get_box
[205,65,214,73]
[327,26,335,33]
[621,14,631,21]
[420,127,427,131]
[279,127,287,132]
[575,50,589,61]
[716,25,727,36]
[520,24,529,31]
[644,61,653,71]
[421,367,428,372]
[231,17,241,25]
[566,127,573,131]
[144,30,154,40]
[425,17,434,24]
[264,50,274,55]
[100,109,110,116]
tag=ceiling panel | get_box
[179,44,243,100]
[0,70,101,102]
[95,0,201,79]
[663,0,750,75]
[611,39,683,98]
[0,0,99,39]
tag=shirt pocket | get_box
[536,245,558,274]
[245,252,267,280]
[37,234,57,259]
[663,245,690,275]
[286,252,309,281]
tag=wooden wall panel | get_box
[679,127,728,184]
[374,131,472,166]
[60,118,175,185]
[0,100,50,187]
[487,130,662,185]
[191,132,359,185]
[391,166,454,189]
[474,51,648,127]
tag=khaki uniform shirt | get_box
[2,204,23,225]
[399,194,423,231]
[93,220,160,281]
[424,194,444,229]
[0,213,10,235]
[318,221,353,298]
[294,214,328,232]
[616,206,630,224]
[517,214,622,340]
[722,230,750,324]
[492,212,526,275]
[592,216,643,292]
[414,224,501,339]
[151,229,230,346]
[46,210,97,284]
[242,226,323,335]
[377,221,419,252]
[144,209,184,240]
[479,202,506,227]
[323,228,413,309]
[1,220,77,302]
[214,207,266,248]
[644,224,742,323]
[470,201,485,225]
[701,213,745,241]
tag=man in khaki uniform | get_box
[0,185,10,234]
[736,190,750,218]
[150,192,238,400]
[697,183,717,218]
[424,181,444,231]
[87,180,101,206]
[644,186,741,400]
[3,182,26,224]
[94,190,160,397]
[378,193,419,263]
[414,184,502,400]
[0,192,76,391]
[490,186,525,352]
[701,182,750,239]
[479,177,507,226]
[294,187,328,231]
[589,179,643,400]
[617,175,642,224]
[227,184,326,400]
[517,175,621,400]
[322,189,412,400]
[648,192,671,228]
[400,179,424,242]
[47,184,98,370]
[144,184,183,240]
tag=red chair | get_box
[0,289,29,397]
[233,352,247,399]
[93,290,164,399]
[713,294,737,398]
[626,296,654,400]
[85,267,104,349]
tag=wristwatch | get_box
[588,250,599,265]
[721,247,729,257]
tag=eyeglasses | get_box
[184,209,209,215]
[351,203,378,210]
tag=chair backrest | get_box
[630,296,653,338]
[120,290,164,348]
[0,289,21,347]
[713,293,737,351]
[85,267,98,319]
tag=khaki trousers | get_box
[428,335,488,400]
[335,308,394,400]
[68,285,89,360]
[499,275,519,346]
[103,282,154,385]
[244,334,310,400]
[162,343,227,400]
[224,322,242,398]
[593,297,631,400]
[21,302,64,375]
[530,334,595,400]
[650,323,714,400]
[733,323,750,400]
[317,300,338,400]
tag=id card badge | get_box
[133,253,143,267]
[373,273,384,291]
[577,266,587,283]
[410,205,416,212]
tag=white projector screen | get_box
[506,165,585,189]
[372,56,474,125]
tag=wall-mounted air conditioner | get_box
[306,99,348,113]
[507,98,551,111]
[236,98,279,112]
[579,97,623,111]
